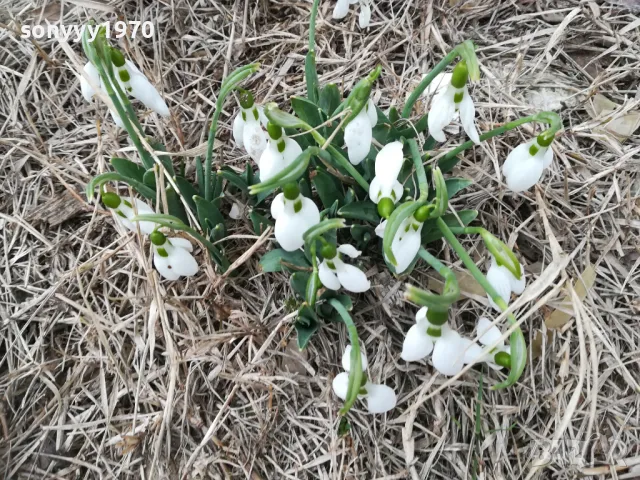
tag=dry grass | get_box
[1,0,640,479]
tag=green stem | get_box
[404,248,460,308]
[407,138,428,200]
[326,146,370,191]
[436,218,526,389]
[329,299,363,415]
[437,111,562,173]
[402,49,458,118]
[309,0,319,52]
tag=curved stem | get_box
[309,0,320,52]
[402,49,458,118]
[436,218,526,389]
[326,145,369,191]
[404,248,460,308]
[328,299,363,415]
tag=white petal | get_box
[168,237,193,252]
[299,197,321,228]
[459,337,485,365]
[243,120,267,163]
[332,372,350,400]
[504,155,544,193]
[167,245,199,277]
[458,89,480,144]
[368,176,385,204]
[127,69,170,117]
[510,264,526,295]
[391,181,404,203]
[422,72,452,98]
[257,105,269,128]
[109,108,125,128]
[232,113,245,148]
[332,0,350,19]
[318,260,341,290]
[541,146,554,169]
[341,345,368,372]
[270,192,285,220]
[366,99,377,127]
[477,317,503,348]
[431,330,465,376]
[81,62,100,102]
[427,86,456,142]
[415,307,428,327]
[401,324,434,362]
[229,202,242,219]
[344,109,372,165]
[258,143,287,182]
[502,142,530,180]
[392,225,422,274]
[375,220,387,238]
[486,264,512,312]
[274,196,319,252]
[336,263,370,293]
[337,244,361,258]
[153,252,180,280]
[358,4,371,28]
[349,0,359,4]
[365,384,396,414]
[282,137,303,165]
[374,141,404,186]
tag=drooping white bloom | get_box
[401,306,446,361]
[502,137,554,192]
[270,191,320,252]
[108,196,157,235]
[369,141,404,204]
[229,202,243,219]
[318,244,371,293]
[259,134,302,182]
[359,2,371,28]
[486,254,526,312]
[475,317,510,371]
[333,0,371,27]
[152,236,199,281]
[427,66,479,145]
[233,105,268,163]
[375,215,423,274]
[80,58,170,126]
[332,345,397,414]
[344,99,377,165]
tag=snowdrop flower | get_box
[150,231,199,281]
[344,98,377,165]
[80,61,124,127]
[270,183,320,252]
[318,243,371,293]
[259,123,303,182]
[486,254,526,312]
[502,132,554,192]
[474,317,511,371]
[332,345,397,414]
[401,306,450,361]
[232,91,268,163]
[428,61,480,145]
[333,0,372,28]
[375,205,430,274]
[369,141,404,211]
[101,192,156,235]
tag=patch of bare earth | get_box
[1,0,639,478]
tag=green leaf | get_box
[110,157,146,183]
[219,167,249,193]
[338,201,380,223]
[259,249,310,273]
[305,51,320,105]
[86,172,155,201]
[148,140,175,176]
[249,209,274,235]
[337,417,351,437]
[313,170,344,209]
[422,210,478,244]
[319,83,341,116]
[291,96,326,135]
[174,176,198,213]
[305,270,321,307]
[296,305,320,350]
[166,186,188,224]
[388,106,400,124]
[350,224,374,248]
[290,272,310,299]
[143,169,156,190]
[195,156,205,194]
[445,178,473,199]
[194,195,226,238]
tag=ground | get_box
[1,0,640,479]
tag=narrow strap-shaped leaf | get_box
[86,172,156,201]
[110,157,146,183]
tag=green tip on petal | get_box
[101,192,121,209]
[150,231,167,246]
[377,197,395,219]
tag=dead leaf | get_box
[589,94,640,141]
